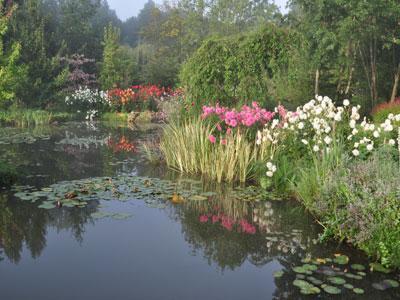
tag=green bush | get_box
[295,147,400,268]
[180,24,309,110]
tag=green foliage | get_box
[180,24,306,108]
[0,4,26,107]
[293,146,400,267]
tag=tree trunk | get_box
[314,68,320,96]
[345,66,354,95]
[370,40,378,105]
[390,63,400,103]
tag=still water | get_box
[0,122,399,300]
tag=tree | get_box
[0,3,25,107]
[99,23,122,89]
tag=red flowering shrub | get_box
[107,85,183,113]
[372,98,400,124]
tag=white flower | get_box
[343,99,350,106]
[352,149,360,156]
[297,122,304,129]
[313,145,320,152]
[373,130,380,138]
[266,171,274,177]
[366,144,373,151]
[354,142,359,148]
[301,139,309,145]
[324,136,332,145]
[266,162,273,169]
[389,139,396,146]
[349,120,356,129]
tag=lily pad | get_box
[323,285,341,294]
[38,202,56,209]
[327,276,346,285]
[353,288,364,294]
[370,263,392,274]
[273,270,284,278]
[343,284,354,289]
[382,279,399,288]
[333,254,349,265]
[351,264,366,271]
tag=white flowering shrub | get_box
[257,96,400,180]
[65,86,111,121]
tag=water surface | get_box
[0,122,399,300]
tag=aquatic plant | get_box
[160,118,267,183]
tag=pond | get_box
[0,122,399,300]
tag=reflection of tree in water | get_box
[176,190,322,272]
[0,194,97,264]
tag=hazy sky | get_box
[107,0,289,21]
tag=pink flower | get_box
[216,123,222,131]
[212,215,219,223]
[208,135,216,144]
[220,139,227,145]
[226,128,232,135]
[199,215,208,223]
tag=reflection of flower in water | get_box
[198,213,256,234]
[107,136,137,153]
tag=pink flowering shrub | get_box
[202,102,275,129]
[201,102,275,145]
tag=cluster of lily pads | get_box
[0,132,50,145]
[273,254,399,296]
[12,175,270,211]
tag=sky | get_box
[107,0,289,21]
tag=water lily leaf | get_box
[111,213,133,220]
[327,276,346,285]
[345,273,363,280]
[382,279,399,288]
[369,263,392,274]
[353,288,364,294]
[307,276,323,285]
[351,264,366,271]
[333,254,349,265]
[294,280,321,295]
[343,284,354,289]
[323,285,341,294]
[273,270,284,278]
[38,202,56,209]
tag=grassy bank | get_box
[0,110,73,127]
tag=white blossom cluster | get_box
[256,96,400,178]
[348,111,400,156]
[65,86,111,121]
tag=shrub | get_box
[65,87,111,120]
[372,98,400,124]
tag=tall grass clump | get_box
[160,118,264,183]
[0,110,73,127]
